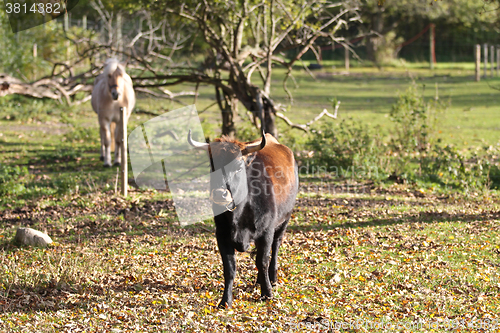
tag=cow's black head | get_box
[188,130,267,251]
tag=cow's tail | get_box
[110,122,116,152]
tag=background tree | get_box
[358,0,498,65]
[134,0,360,137]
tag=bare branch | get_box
[1,73,92,105]
[300,59,317,80]
[134,87,188,106]
[282,67,294,104]
[275,100,340,132]
[276,112,308,132]
[306,103,340,127]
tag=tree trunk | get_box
[224,69,279,138]
[216,85,236,138]
[263,102,277,138]
[221,100,236,138]
[365,7,385,64]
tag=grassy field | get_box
[1,63,500,332]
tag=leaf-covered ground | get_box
[1,184,499,332]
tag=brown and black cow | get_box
[188,130,299,308]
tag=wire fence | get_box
[32,12,497,70]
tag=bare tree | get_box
[2,1,360,137]
[139,0,360,137]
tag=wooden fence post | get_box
[483,43,488,79]
[490,45,495,77]
[82,15,87,30]
[117,12,123,60]
[497,46,500,77]
[64,12,69,31]
[344,46,349,72]
[64,13,70,62]
[429,24,435,70]
[475,44,481,82]
[120,107,128,197]
[33,43,37,81]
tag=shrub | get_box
[305,119,388,179]
[417,144,492,191]
[388,84,448,176]
[0,164,30,195]
[489,165,500,190]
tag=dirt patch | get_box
[0,122,72,135]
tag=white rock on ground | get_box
[14,228,53,247]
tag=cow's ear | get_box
[242,131,266,155]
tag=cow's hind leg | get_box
[255,233,273,300]
[269,220,289,285]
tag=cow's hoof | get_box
[259,295,272,302]
[103,164,112,168]
[113,162,121,167]
[217,300,231,309]
[100,156,104,161]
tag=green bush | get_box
[388,84,448,176]
[0,11,73,78]
[0,164,30,195]
[389,84,431,152]
[417,144,492,191]
[0,95,64,122]
[304,119,388,179]
[489,165,500,190]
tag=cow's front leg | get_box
[255,233,273,300]
[99,121,112,167]
[216,232,236,308]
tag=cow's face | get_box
[208,142,247,210]
[188,131,267,251]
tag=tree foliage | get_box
[357,0,499,64]
[130,0,360,137]
[0,10,67,77]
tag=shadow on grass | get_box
[0,277,201,314]
[289,208,500,232]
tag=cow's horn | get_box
[243,131,266,155]
[187,129,210,151]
